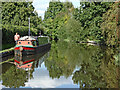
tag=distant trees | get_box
[43,0,74,40]
[2,1,119,47]
[58,18,82,43]
[43,1,119,47]
[2,2,42,27]
[73,2,114,42]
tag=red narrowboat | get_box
[14,36,51,56]
[14,36,37,55]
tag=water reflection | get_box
[44,41,119,88]
[24,62,78,88]
[1,47,50,88]
[1,41,120,88]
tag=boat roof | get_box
[19,36,36,41]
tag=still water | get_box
[0,41,120,88]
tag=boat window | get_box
[28,42,30,44]
[19,42,21,44]
[32,41,36,46]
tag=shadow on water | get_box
[1,40,120,88]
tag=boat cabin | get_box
[16,36,38,47]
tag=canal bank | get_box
[0,47,14,58]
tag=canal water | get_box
[0,41,119,88]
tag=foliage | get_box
[2,2,42,27]
[2,1,119,48]
[43,1,74,40]
[43,1,119,47]
[2,43,14,50]
[101,2,120,47]
[44,1,64,20]
[2,2,42,44]
[73,2,113,42]
[1,62,14,73]
[38,37,49,45]
[99,47,119,88]
[2,66,28,88]
[58,18,83,43]
[45,41,119,88]
[2,24,38,44]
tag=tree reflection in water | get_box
[1,41,119,88]
[45,40,119,88]
[2,66,28,88]
[2,48,50,88]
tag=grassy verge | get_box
[0,47,14,53]
[0,58,14,65]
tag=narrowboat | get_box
[14,18,51,56]
[14,36,51,56]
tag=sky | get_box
[23,61,81,88]
[24,62,79,88]
[32,0,80,19]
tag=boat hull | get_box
[14,47,35,55]
[14,43,51,56]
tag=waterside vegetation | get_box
[1,1,120,48]
[43,1,119,47]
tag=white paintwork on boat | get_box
[19,36,36,41]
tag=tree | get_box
[2,2,42,44]
[44,1,64,20]
[43,1,74,40]
[101,1,119,47]
[58,18,83,43]
[73,2,113,42]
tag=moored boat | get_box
[14,18,51,56]
[14,36,36,55]
[14,36,51,56]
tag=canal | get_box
[0,40,119,88]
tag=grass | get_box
[0,47,14,53]
[0,58,14,65]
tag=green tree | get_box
[58,18,83,43]
[101,2,119,47]
[43,1,74,40]
[2,2,42,45]
[73,2,113,42]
